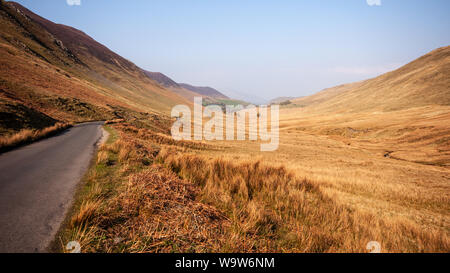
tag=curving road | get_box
[0,122,105,253]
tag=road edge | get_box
[47,125,114,253]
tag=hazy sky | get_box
[14,0,450,103]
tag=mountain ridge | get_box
[178,83,230,100]
[0,1,188,133]
[143,70,231,101]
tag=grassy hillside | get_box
[291,46,450,113]
[0,1,188,135]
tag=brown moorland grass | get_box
[202,105,450,233]
[61,126,229,253]
[157,148,449,253]
[62,123,449,253]
[0,122,71,153]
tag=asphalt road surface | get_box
[0,122,105,253]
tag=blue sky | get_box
[13,0,450,103]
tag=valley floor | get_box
[59,106,449,253]
[206,106,450,234]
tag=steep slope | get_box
[0,1,188,133]
[292,46,450,113]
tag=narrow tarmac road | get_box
[0,122,105,253]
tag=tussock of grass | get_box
[0,122,71,153]
[118,144,136,163]
[70,199,102,228]
[96,149,109,165]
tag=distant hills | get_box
[269,97,296,105]
[143,70,230,101]
[178,83,229,100]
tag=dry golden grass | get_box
[62,121,449,253]
[118,123,209,149]
[190,104,450,252]
[70,200,102,228]
[62,127,229,253]
[96,147,109,165]
[118,144,134,163]
[157,147,449,252]
[275,106,450,222]
[0,122,71,153]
